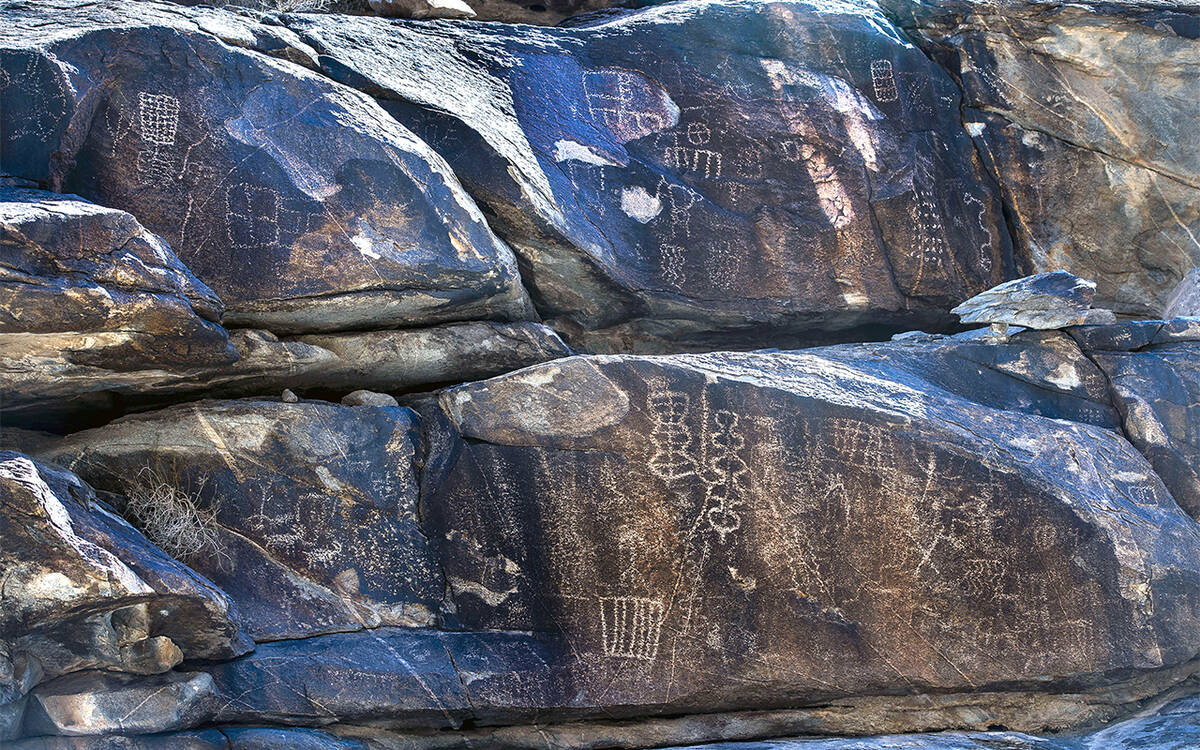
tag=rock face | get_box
[887,0,1200,316]
[0,451,249,738]
[41,401,440,641]
[286,0,1012,352]
[1165,268,1200,318]
[2,320,570,431]
[951,271,1101,330]
[0,0,533,334]
[414,348,1200,718]
[0,188,235,427]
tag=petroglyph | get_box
[600,596,665,660]
[660,244,686,289]
[870,59,899,103]
[584,68,679,143]
[648,392,696,483]
[226,184,280,248]
[664,145,723,179]
[137,93,180,146]
[963,192,993,274]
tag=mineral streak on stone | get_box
[885,0,1200,316]
[285,0,1013,352]
[1165,269,1200,319]
[952,271,1099,330]
[0,0,534,334]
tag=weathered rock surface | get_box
[23,670,218,737]
[412,347,1200,722]
[1,0,533,334]
[0,188,235,426]
[1165,268,1200,319]
[285,0,1012,352]
[0,451,249,738]
[2,321,570,431]
[40,401,440,641]
[367,0,477,19]
[1087,344,1200,522]
[951,271,1102,330]
[886,0,1200,316]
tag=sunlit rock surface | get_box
[286,0,1012,352]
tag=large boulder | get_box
[40,401,442,641]
[885,0,1200,316]
[0,188,235,428]
[0,452,249,738]
[414,345,1200,724]
[0,0,533,334]
[284,0,1012,352]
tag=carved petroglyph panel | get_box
[584,68,679,143]
[137,93,180,146]
[870,59,899,103]
[600,596,666,661]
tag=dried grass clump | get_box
[116,467,229,567]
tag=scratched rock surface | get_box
[415,348,1200,718]
[285,0,1012,352]
[38,401,441,642]
[1165,269,1200,318]
[0,188,235,425]
[1,320,570,432]
[0,451,250,740]
[0,0,533,334]
[885,0,1200,316]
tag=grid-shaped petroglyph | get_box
[600,596,665,660]
[660,244,687,289]
[584,69,674,141]
[137,93,180,146]
[870,59,899,103]
[226,183,280,248]
[649,392,697,482]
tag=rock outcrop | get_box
[886,0,1200,317]
[41,402,440,641]
[0,451,249,739]
[1,0,533,334]
[951,270,1109,330]
[0,189,235,427]
[286,0,1012,351]
[4,0,1200,746]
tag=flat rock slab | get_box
[285,0,1011,351]
[951,271,1098,330]
[41,401,442,641]
[0,0,532,334]
[2,321,570,432]
[23,670,218,737]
